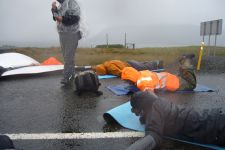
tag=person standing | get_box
[51,0,82,85]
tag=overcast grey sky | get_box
[0,0,224,47]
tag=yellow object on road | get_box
[197,42,205,71]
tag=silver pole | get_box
[106,33,109,48]
[214,35,217,57]
[214,20,220,57]
[124,32,127,48]
[208,35,211,56]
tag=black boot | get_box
[178,54,196,90]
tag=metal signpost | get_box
[200,19,223,56]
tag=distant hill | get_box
[81,24,225,48]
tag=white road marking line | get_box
[4,132,145,140]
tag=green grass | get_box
[11,46,225,68]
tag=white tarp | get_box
[2,65,64,77]
[0,53,40,68]
[0,52,65,77]
[0,53,94,77]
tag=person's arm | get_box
[51,1,58,21]
[126,103,165,150]
[126,135,156,150]
[144,99,167,148]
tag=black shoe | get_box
[60,75,74,85]
[60,78,69,85]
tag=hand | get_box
[126,135,156,150]
[55,16,63,22]
[52,1,57,10]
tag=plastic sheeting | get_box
[1,65,64,77]
[0,53,40,68]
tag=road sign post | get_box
[200,19,223,56]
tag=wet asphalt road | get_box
[0,72,225,150]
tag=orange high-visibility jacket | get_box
[121,67,180,92]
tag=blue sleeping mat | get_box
[98,75,117,79]
[107,83,215,96]
[103,102,225,150]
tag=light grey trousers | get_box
[59,32,79,80]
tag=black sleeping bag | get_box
[127,60,163,71]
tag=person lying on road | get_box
[92,59,163,77]
[122,54,196,92]
[127,91,225,150]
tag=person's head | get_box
[130,91,158,124]
[178,54,195,70]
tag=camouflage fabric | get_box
[177,54,196,91]
[178,68,196,91]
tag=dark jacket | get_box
[145,97,225,147]
[0,135,15,149]
[129,91,225,150]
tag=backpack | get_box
[74,71,102,96]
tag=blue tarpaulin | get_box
[107,83,215,96]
